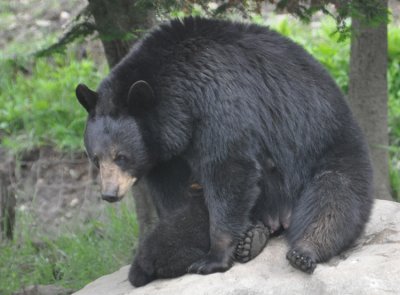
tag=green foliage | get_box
[273,0,389,40]
[160,0,263,20]
[387,25,400,200]
[269,17,350,91]
[35,22,97,58]
[0,202,138,294]
[389,147,400,201]
[388,25,400,145]
[0,54,105,152]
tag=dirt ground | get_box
[0,0,85,50]
[0,147,126,236]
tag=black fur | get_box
[129,190,210,287]
[76,17,373,285]
[129,168,273,287]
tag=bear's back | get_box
[100,18,358,179]
[106,18,343,113]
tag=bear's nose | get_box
[101,185,120,202]
[101,193,120,203]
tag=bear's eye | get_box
[114,154,128,165]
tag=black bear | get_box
[129,164,274,287]
[76,17,373,284]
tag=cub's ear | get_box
[127,80,156,115]
[75,84,98,113]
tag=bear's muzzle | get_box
[99,161,137,202]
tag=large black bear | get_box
[76,17,373,285]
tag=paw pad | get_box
[235,222,270,263]
[286,249,316,274]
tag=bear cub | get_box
[129,173,273,287]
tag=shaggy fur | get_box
[76,17,373,286]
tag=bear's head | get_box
[75,80,157,202]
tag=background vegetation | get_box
[0,201,138,293]
[1,4,400,295]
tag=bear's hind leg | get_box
[286,166,373,274]
[188,156,262,274]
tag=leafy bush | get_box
[0,54,105,152]
[388,25,400,145]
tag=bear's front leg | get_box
[188,157,261,274]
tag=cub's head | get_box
[75,81,156,202]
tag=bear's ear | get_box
[127,80,156,114]
[75,84,98,113]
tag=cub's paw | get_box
[128,261,155,287]
[188,255,232,274]
[286,249,316,274]
[235,222,270,263]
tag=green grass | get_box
[0,53,106,152]
[0,202,138,294]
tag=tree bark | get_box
[0,171,16,241]
[348,0,391,200]
[87,0,159,238]
[88,0,156,67]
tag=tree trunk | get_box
[0,171,16,241]
[348,0,391,200]
[88,0,159,239]
[88,0,156,67]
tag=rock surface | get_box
[13,285,73,295]
[74,200,400,295]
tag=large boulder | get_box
[73,200,400,295]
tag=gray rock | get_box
[73,200,400,295]
[13,285,73,295]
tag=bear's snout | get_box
[101,194,120,203]
[99,161,137,202]
[101,181,121,202]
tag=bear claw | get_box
[286,249,316,274]
[235,222,270,263]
